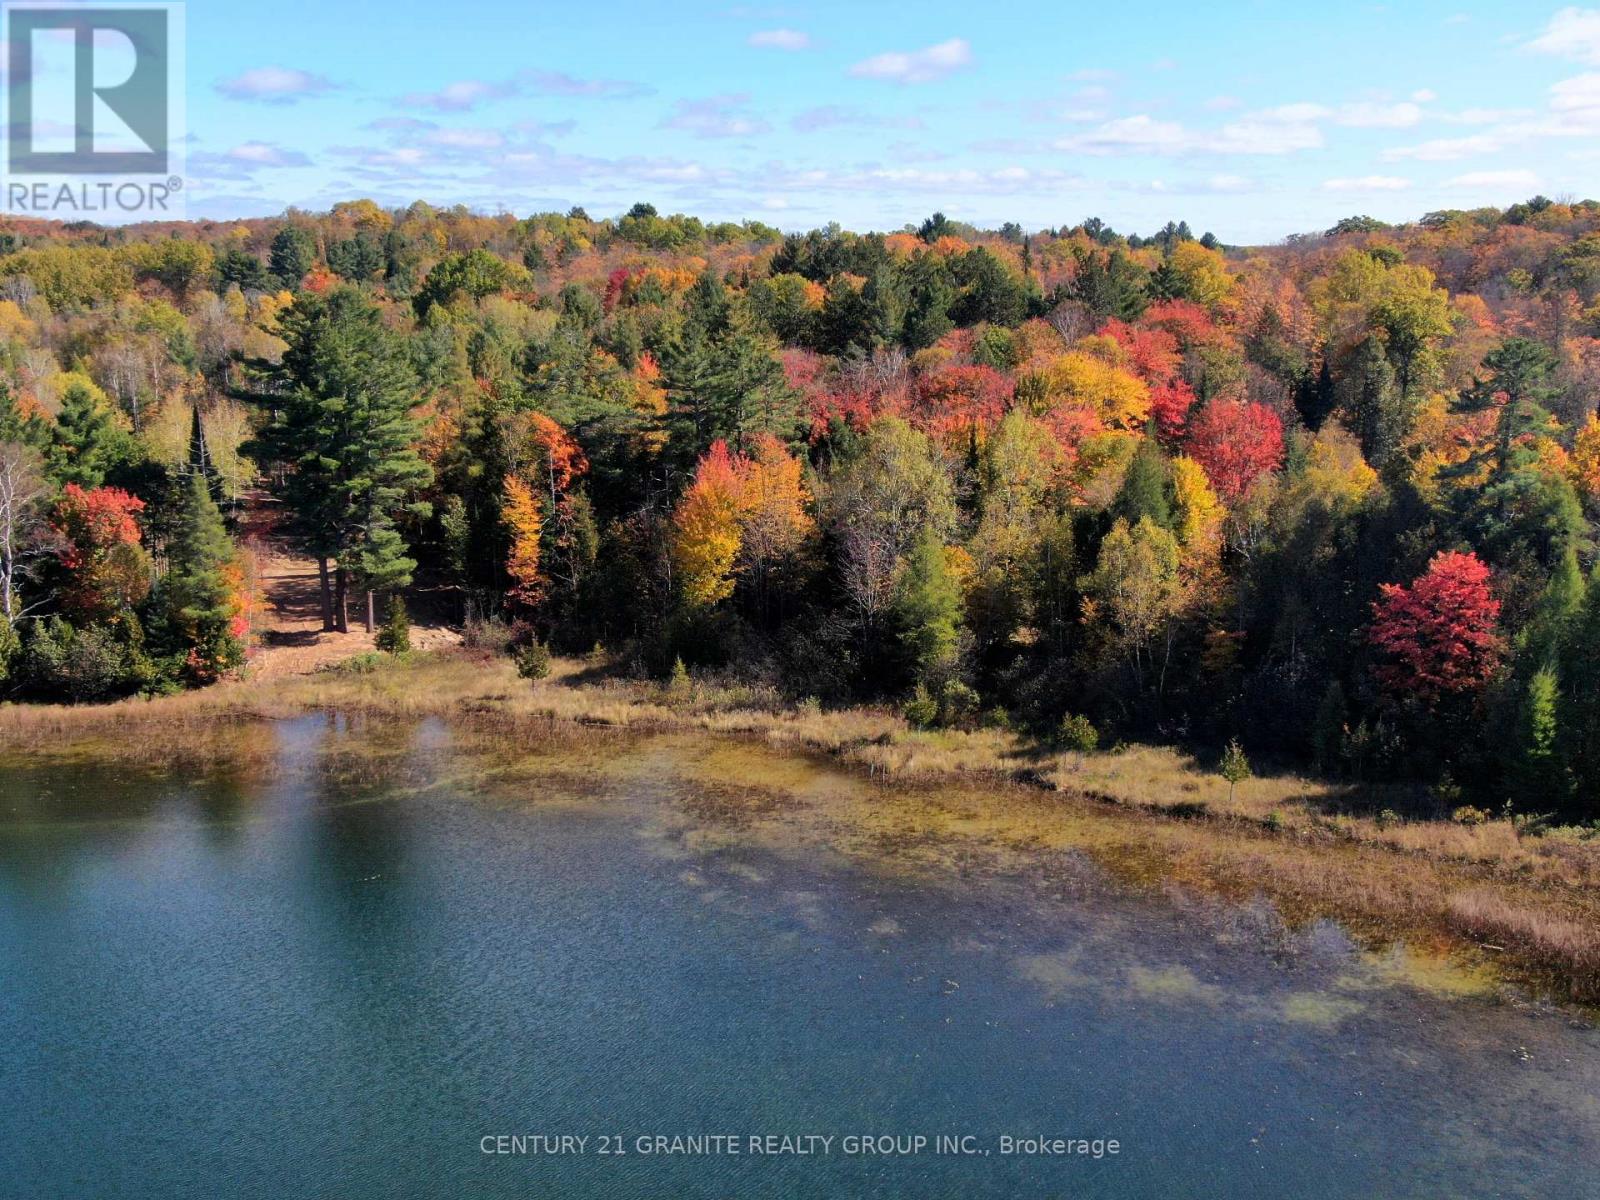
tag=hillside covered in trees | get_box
[2,195,1599,819]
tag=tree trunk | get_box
[317,557,334,631]
[334,567,349,634]
[365,590,375,634]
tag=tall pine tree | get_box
[157,472,244,683]
[263,286,432,632]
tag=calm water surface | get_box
[0,715,1596,1199]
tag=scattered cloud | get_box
[748,28,811,50]
[660,93,771,138]
[399,79,513,112]
[524,70,653,98]
[399,69,650,112]
[1383,133,1500,161]
[1322,175,1411,191]
[225,141,311,166]
[190,141,312,181]
[790,105,923,132]
[1412,88,1438,102]
[849,38,972,85]
[1527,7,1600,65]
[1204,95,1243,112]
[1060,103,1326,156]
[1550,71,1600,113]
[215,66,336,104]
[1335,100,1424,127]
[1446,168,1541,189]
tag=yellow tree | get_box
[1032,350,1150,430]
[735,433,812,575]
[671,440,743,608]
[502,475,544,607]
[1572,414,1600,501]
[1170,454,1224,556]
[1169,241,1234,309]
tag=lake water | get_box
[1,714,1596,1199]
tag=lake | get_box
[1,714,1596,1198]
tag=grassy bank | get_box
[1,648,1596,1007]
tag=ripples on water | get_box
[0,714,1596,1199]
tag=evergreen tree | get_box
[0,383,49,449]
[1560,567,1600,818]
[262,286,433,632]
[1113,439,1173,529]
[1521,546,1583,669]
[49,381,133,487]
[1067,248,1148,322]
[1342,337,1405,469]
[157,472,244,684]
[892,527,962,687]
[1514,667,1565,808]
[664,306,796,462]
[1461,337,1561,472]
[375,594,411,654]
[269,225,317,287]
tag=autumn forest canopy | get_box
[2,195,1600,819]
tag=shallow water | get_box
[0,715,1596,1199]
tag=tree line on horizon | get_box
[0,194,1598,819]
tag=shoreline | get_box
[2,648,1597,1009]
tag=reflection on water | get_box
[0,715,1596,1199]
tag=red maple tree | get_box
[1368,551,1503,708]
[1185,399,1284,501]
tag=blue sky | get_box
[175,1,1600,242]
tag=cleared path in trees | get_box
[237,488,460,677]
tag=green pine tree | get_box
[49,381,133,487]
[375,594,411,655]
[263,286,433,632]
[1521,546,1583,669]
[1560,567,1600,819]
[1113,439,1173,529]
[158,472,244,684]
[1515,667,1566,808]
[893,528,963,687]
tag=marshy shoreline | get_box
[2,648,1597,1011]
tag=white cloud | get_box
[1205,174,1254,192]
[225,141,310,166]
[1336,101,1424,128]
[1550,71,1600,112]
[423,127,504,149]
[1210,105,1327,153]
[1062,114,1188,153]
[190,140,312,181]
[1058,104,1325,156]
[1203,95,1243,112]
[1528,7,1600,65]
[849,38,972,85]
[660,94,771,138]
[1322,175,1411,191]
[1383,133,1501,161]
[1411,88,1438,102]
[790,105,923,132]
[215,66,335,104]
[748,29,811,50]
[399,70,650,112]
[1446,169,1541,189]
[400,79,510,112]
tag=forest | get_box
[0,194,1598,820]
